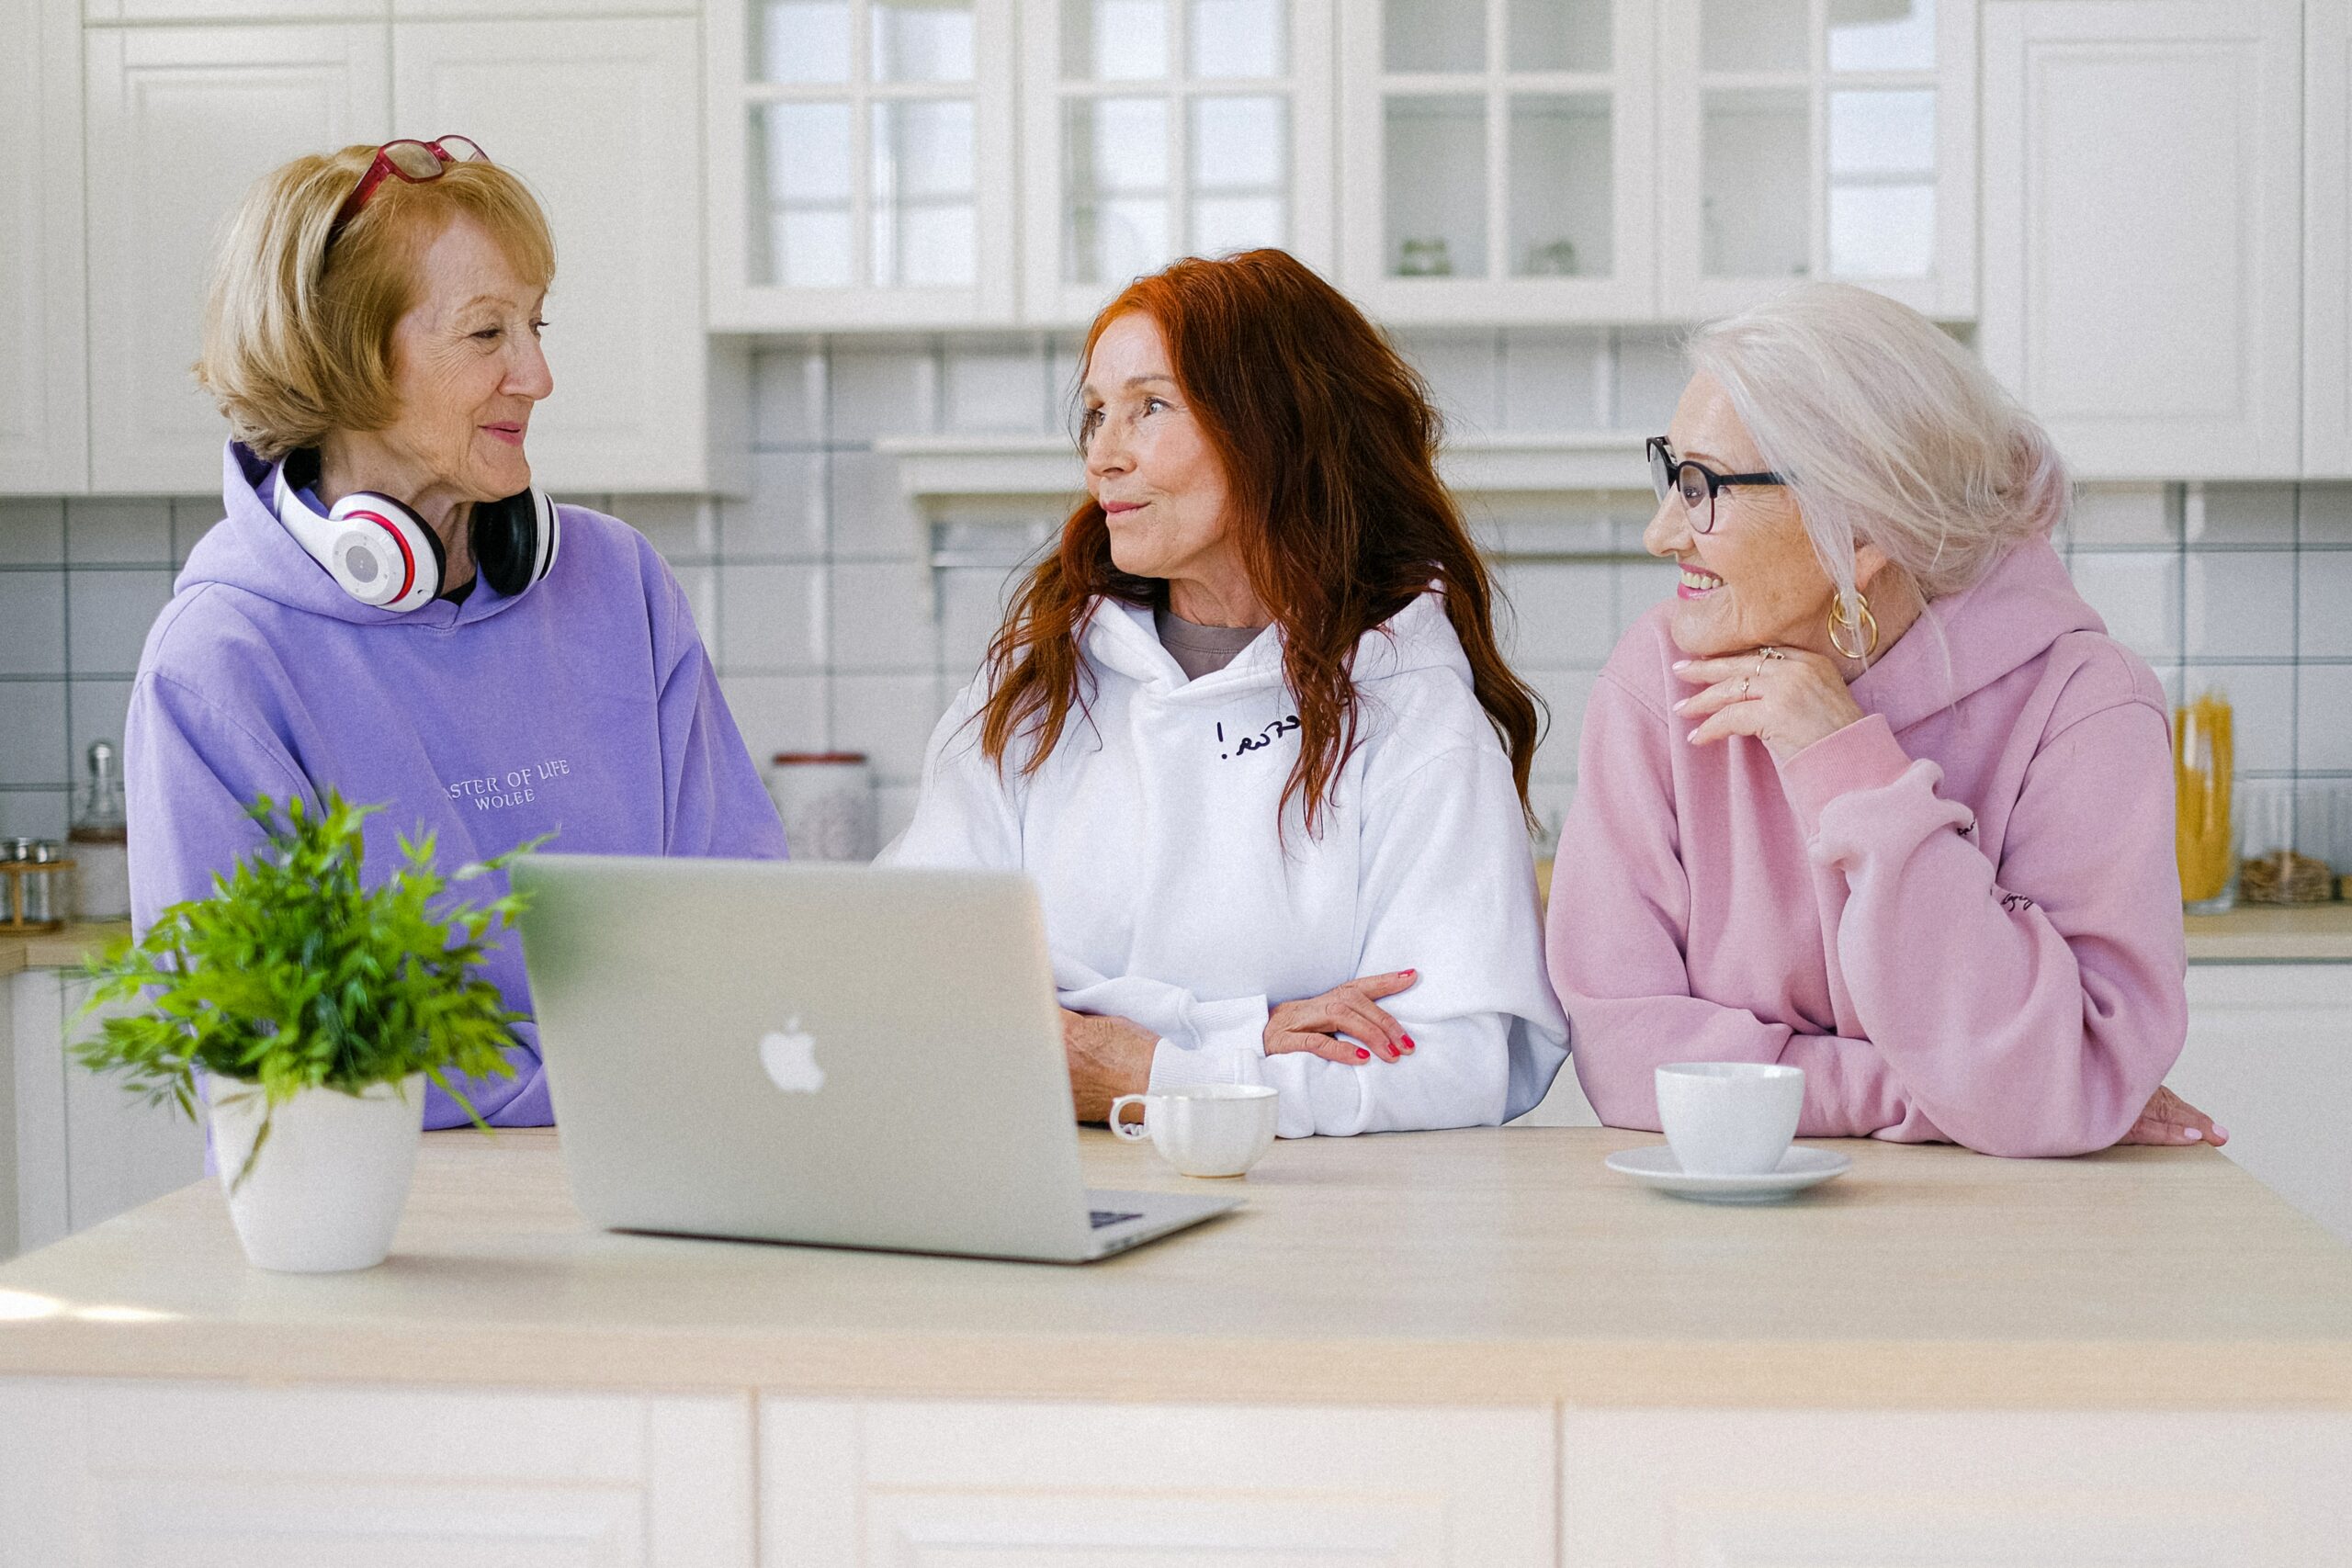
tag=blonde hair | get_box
[197,143,556,460]
[1687,282,2069,621]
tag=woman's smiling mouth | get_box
[1679,564,1725,600]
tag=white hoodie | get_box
[888,591,1570,1137]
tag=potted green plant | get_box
[76,791,537,1273]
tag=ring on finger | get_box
[1760,645,1786,661]
[1739,675,1753,700]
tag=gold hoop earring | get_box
[1827,592,1879,660]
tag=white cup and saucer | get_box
[1108,1084,1279,1179]
[1604,1063,1851,1202]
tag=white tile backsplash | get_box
[616,495,718,563]
[2181,663,2294,773]
[0,572,67,677]
[831,671,945,784]
[828,449,927,561]
[170,496,220,567]
[718,562,828,673]
[67,678,134,771]
[1498,562,1618,667]
[719,672,831,764]
[2190,483,2297,545]
[2185,551,2296,659]
[2298,665,2352,773]
[20,333,2352,850]
[66,570,174,675]
[0,790,69,840]
[830,346,938,442]
[730,451,831,560]
[1399,332,1502,434]
[828,562,939,671]
[64,499,172,565]
[2297,550,2352,658]
[2067,552,2180,660]
[0,682,68,786]
[754,344,828,447]
[0,500,65,566]
[2069,485,2175,547]
[1498,330,1603,432]
[944,338,1050,434]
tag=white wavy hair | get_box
[1687,282,2070,623]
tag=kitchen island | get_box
[1,1126,2347,1564]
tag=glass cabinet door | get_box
[1341,0,1656,321]
[709,0,1017,329]
[1661,0,1974,317]
[1023,0,1333,324]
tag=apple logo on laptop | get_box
[758,1017,825,1094]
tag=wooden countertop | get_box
[0,921,125,979]
[2183,902,2352,962]
[2,1126,2347,1410]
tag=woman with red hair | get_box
[888,251,1567,1137]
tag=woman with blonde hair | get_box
[128,139,783,1127]
[889,249,1567,1137]
[1550,281,2217,1157]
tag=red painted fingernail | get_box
[1402,1036,1416,1051]
[1355,1047,1371,1060]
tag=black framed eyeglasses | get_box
[1645,436,1785,535]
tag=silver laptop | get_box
[510,855,1239,1263]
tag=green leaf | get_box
[73,788,546,1125]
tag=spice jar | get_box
[2,838,74,932]
[767,752,878,862]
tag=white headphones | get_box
[272,453,560,612]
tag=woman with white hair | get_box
[1548,282,2216,1157]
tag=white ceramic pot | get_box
[206,1073,426,1272]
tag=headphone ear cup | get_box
[472,486,559,597]
[325,491,444,611]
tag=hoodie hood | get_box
[1849,536,2104,733]
[187,441,534,630]
[1079,588,1475,704]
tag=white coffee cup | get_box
[1107,1084,1279,1178]
[1655,1062,1804,1176]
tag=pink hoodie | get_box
[1545,536,2187,1156]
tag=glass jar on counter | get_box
[70,739,132,921]
[768,752,878,863]
[2,838,74,932]
[2174,692,2234,912]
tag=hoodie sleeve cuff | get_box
[1148,995,1272,1091]
[1778,713,1914,839]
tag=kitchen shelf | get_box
[875,429,1653,500]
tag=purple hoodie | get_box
[127,443,786,1127]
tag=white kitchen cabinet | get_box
[82,0,384,20]
[707,0,1021,331]
[761,1398,1555,1566]
[7,969,205,1261]
[2305,0,2352,477]
[0,0,89,495]
[393,17,730,494]
[2168,963,2352,1247]
[0,1382,754,1567]
[83,23,391,494]
[1561,1410,2352,1567]
[1981,0,2303,479]
[1023,0,1335,326]
[1338,0,1659,323]
[1657,0,1976,320]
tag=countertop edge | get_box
[1,1329,2346,1412]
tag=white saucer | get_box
[1604,1144,1851,1203]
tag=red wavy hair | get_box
[976,249,1541,837]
